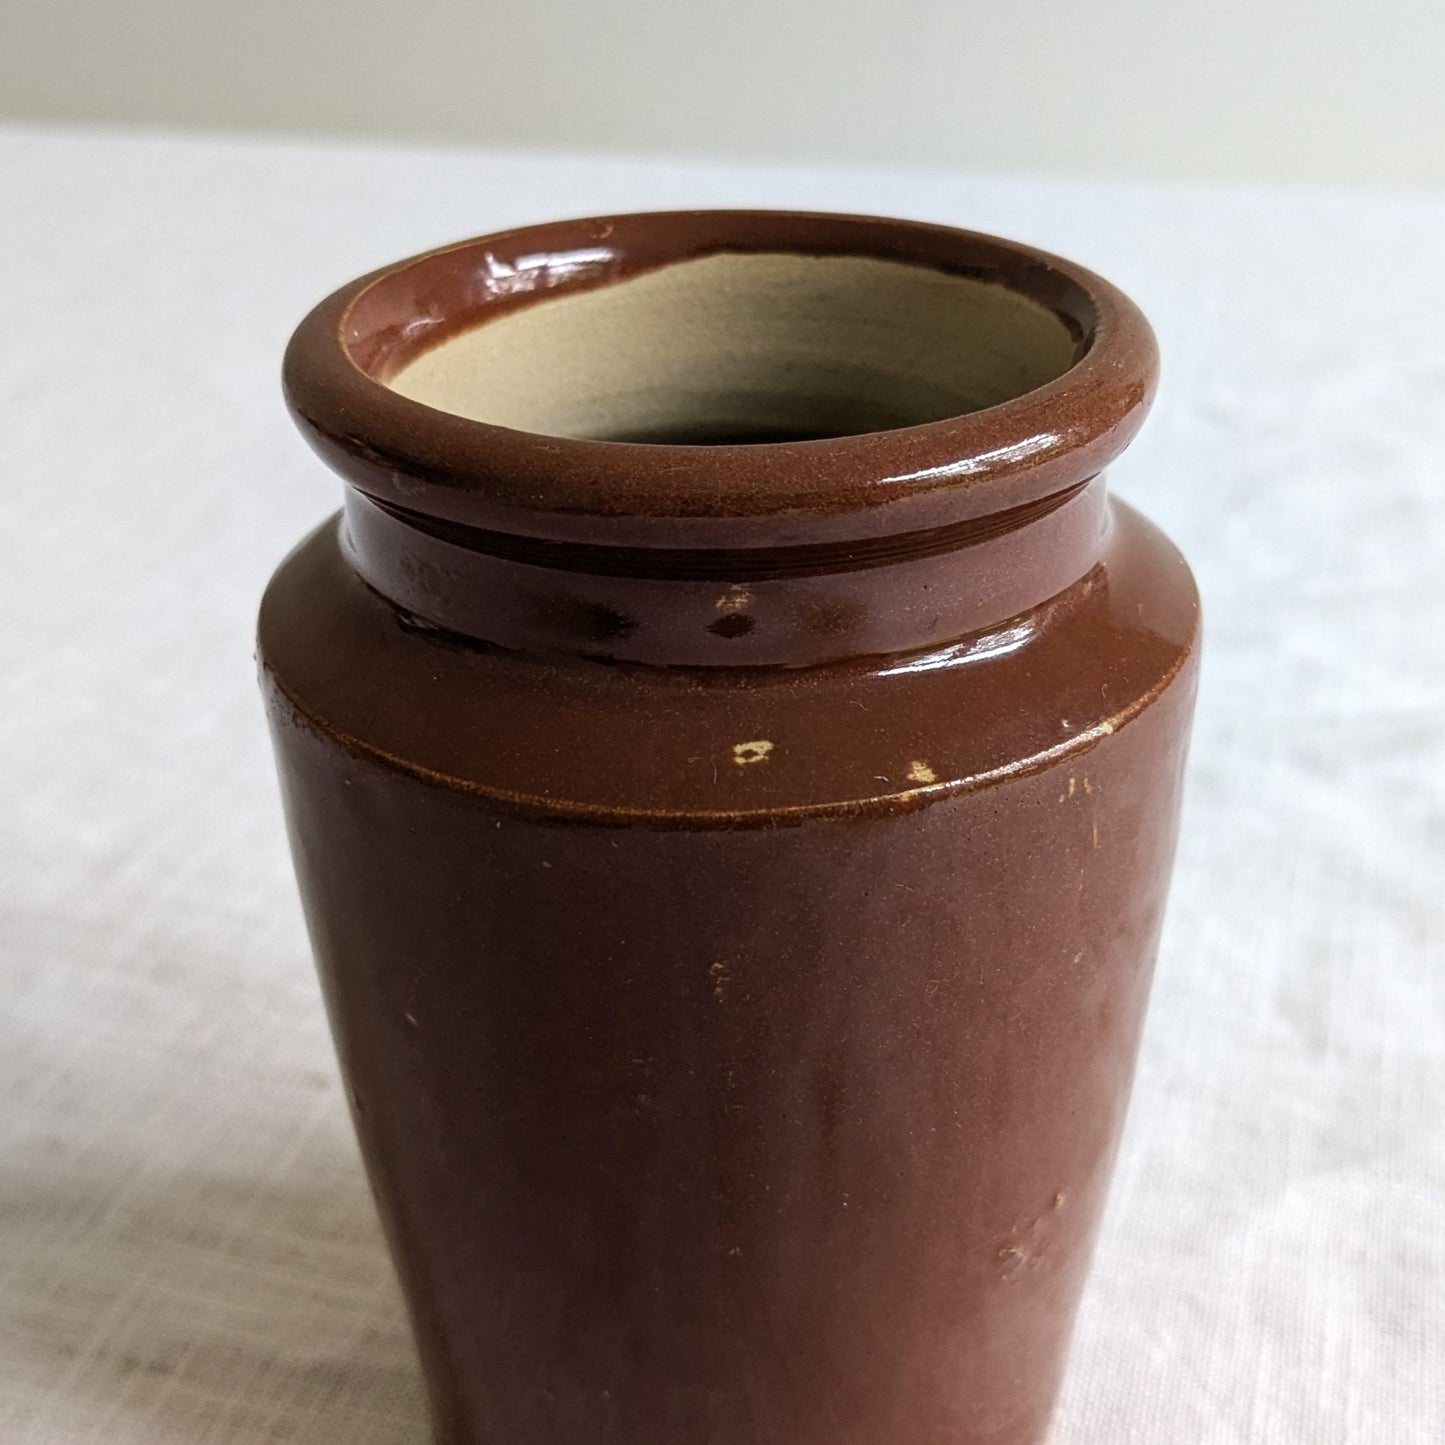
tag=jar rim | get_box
[283,210,1157,548]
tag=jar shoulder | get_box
[258,501,1199,825]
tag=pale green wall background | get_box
[2,0,1441,188]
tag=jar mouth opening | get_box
[288,211,1156,539]
[364,249,1089,447]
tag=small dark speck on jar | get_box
[708,613,755,639]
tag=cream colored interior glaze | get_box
[386,252,1079,443]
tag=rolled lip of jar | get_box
[282,210,1158,551]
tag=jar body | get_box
[259,495,1198,1444]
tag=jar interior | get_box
[385,252,1083,445]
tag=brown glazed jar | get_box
[260,211,1199,1445]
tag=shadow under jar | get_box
[260,210,1199,1445]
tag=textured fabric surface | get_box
[1,126,1440,1442]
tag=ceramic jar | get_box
[260,210,1199,1445]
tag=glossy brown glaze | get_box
[260,211,1199,1444]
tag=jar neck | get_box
[341,475,1111,667]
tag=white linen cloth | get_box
[1,126,1441,1443]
